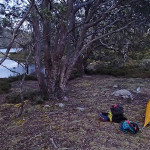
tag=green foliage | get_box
[129,49,150,60]
[5,92,20,104]
[0,79,11,94]
[69,68,83,80]
[5,89,40,104]
[1,17,11,27]
[25,75,37,81]
[9,50,34,64]
[132,0,150,19]
[85,59,150,78]
[34,96,44,104]
[0,75,37,95]
[55,2,67,13]
[7,75,37,83]
[8,76,22,82]
[41,8,52,20]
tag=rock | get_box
[44,105,50,108]
[63,96,68,101]
[58,103,65,107]
[136,87,141,93]
[93,93,97,96]
[112,89,133,100]
[49,112,55,115]
[113,85,118,88]
[76,107,85,111]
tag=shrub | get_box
[69,68,83,80]
[0,79,11,94]
[5,92,21,103]
[8,76,22,82]
[0,75,37,95]
[8,75,37,82]
[5,89,40,104]
[25,75,37,81]
[34,96,44,104]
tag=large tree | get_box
[1,0,150,100]
[31,0,134,100]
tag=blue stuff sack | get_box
[120,120,139,134]
[99,113,109,122]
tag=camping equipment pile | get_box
[99,105,139,134]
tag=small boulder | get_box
[44,104,50,108]
[76,107,85,111]
[113,85,118,88]
[49,112,55,115]
[58,103,65,107]
[136,87,141,93]
[112,89,133,100]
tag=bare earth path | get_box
[0,75,150,150]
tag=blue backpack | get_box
[120,120,139,134]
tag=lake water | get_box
[0,59,36,78]
[0,48,36,78]
[0,48,22,53]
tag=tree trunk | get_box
[34,48,47,97]
[44,61,59,99]
[32,8,47,98]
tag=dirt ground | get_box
[1,75,150,150]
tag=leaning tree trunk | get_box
[32,8,47,97]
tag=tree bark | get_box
[32,8,47,97]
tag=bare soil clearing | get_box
[0,75,150,150]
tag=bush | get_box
[5,89,40,104]
[85,65,150,78]
[34,96,44,104]
[0,79,11,94]
[85,58,150,78]
[0,75,37,95]
[8,76,22,82]
[8,75,37,82]
[25,75,37,81]
[5,92,21,103]
[69,68,83,80]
